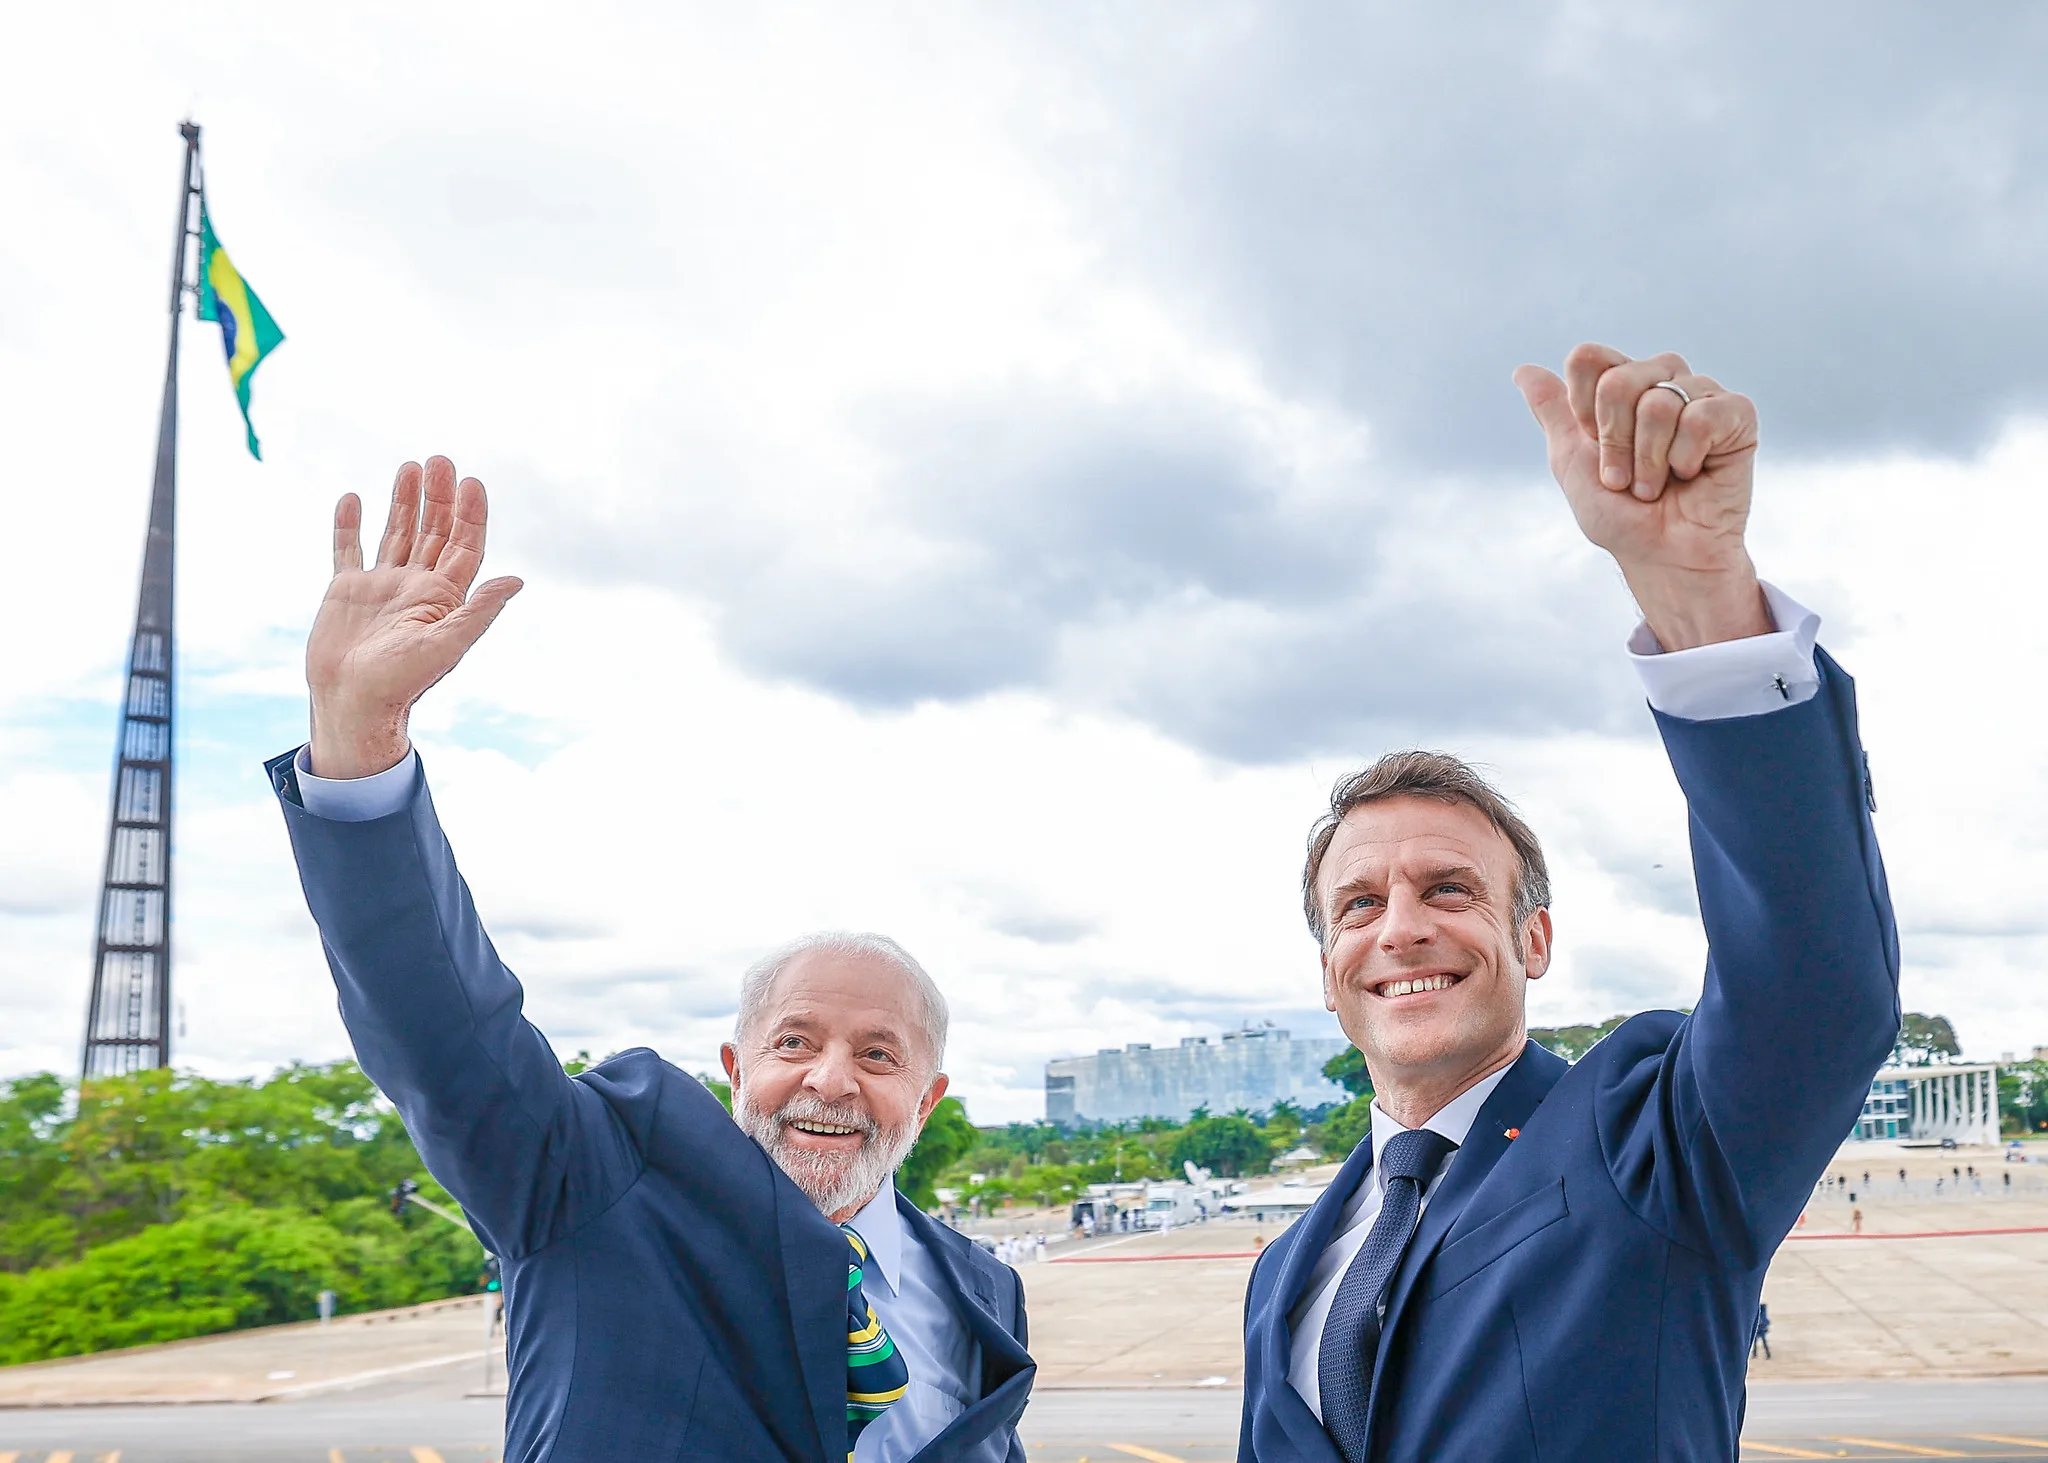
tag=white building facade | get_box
[1851,1062,2000,1145]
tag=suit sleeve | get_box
[1597,648,1900,1264]
[269,751,646,1260]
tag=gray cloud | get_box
[546,378,1642,761]
[1563,943,1704,1016]
[533,5,2048,763]
[1049,3,2048,469]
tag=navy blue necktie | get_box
[1317,1126,1457,1463]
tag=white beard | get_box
[733,1088,922,1218]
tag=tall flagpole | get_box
[82,121,203,1080]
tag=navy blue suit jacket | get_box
[267,756,1034,1463]
[1240,650,1899,1461]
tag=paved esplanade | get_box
[5,1376,2048,1460]
[5,1146,2046,1459]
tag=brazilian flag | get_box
[195,203,284,459]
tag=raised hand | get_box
[1514,344,1770,651]
[307,457,523,778]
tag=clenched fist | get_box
[1515,344,1771,651]
[307,456,523,778]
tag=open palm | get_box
[308,457,521,775]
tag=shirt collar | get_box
[844,1179,904,1298]
[1368,1062,1514,1182]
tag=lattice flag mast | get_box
[82,123,284,1079]
[81,124,201,1078]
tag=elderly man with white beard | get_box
[263,458,1034,1463]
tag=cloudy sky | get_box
[4,3,2045,1122]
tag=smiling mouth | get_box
[788,1119,866,1138]
[1369,972,1463,999]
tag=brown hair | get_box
[1301,750,1551,948]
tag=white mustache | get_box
[771,1094,879,1140]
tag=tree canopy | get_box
[1322,1046,1372,1097]
[1894,1012,1962,1066]
[1169,1114,1274,1178]
[897,1096,976,1207]
[0,1063,483,1364]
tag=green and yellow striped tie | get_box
[844,1223,909,1460]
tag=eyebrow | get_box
[1326,861,1491,904]
[1417,863,1489,890]
[765,1011,911,1049]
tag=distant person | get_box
[1238,345,1898,1462]
[1751,1304,1772,1360]
[1852,1207,1864,1234]
[265,460,1033,1463]
[1899,1167,1908,1187]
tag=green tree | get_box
[1323,1047,1372,1097]
[1894,1012,1962,1067]
[1170,1114,1272,1178]
[1528,1015,1630,1063]
[0,1063,488,1362]
[1262,1099,1305,1148]
[1317,1096,1372,1158]
[0,1201,481,1366]
[897,1096,976,1208]
[2000,1059,2048,1135]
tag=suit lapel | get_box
[1260,1128,1380,1463]
[896,1195,1036,1461]
[897,1195,1033,1376]
[1362,1041,1567,1444]
[779,1184,848,1463]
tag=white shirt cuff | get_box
[295,745,419,822]
[1627,582,1821,721]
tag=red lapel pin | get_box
[1504,1128,1520,1140]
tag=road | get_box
[5,1365,2048,1460]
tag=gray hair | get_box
[734,931,950,1074]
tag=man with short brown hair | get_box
[1238,344,1900,1461]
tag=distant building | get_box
[1044,1023,1350,1125]
[1850,1062,2000,1145]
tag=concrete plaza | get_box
[1,1145,2042,1433]
[1006,1145,2048,1387]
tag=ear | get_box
[1520,908,1554,981]
[916,1072,951,1130]
[1321,947,1339,1013]
[719,1043,740,1086]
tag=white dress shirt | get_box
[1285,1067,1511,1418]
[1284,586,1823,1419]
